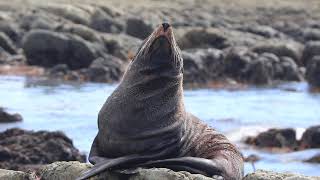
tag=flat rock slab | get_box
[243,170,320,180]
[0,162,320,180]
[37,161,217,180]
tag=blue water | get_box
[1,75,320,176]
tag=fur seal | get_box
[77,23,244,180]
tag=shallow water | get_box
[1,75,320,176]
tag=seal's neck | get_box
[117,64,185,125]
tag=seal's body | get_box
[78,23,243,180]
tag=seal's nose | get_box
[162,23,170,31]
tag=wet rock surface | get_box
[0,128,86,172]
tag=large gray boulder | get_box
[22,30,101,70]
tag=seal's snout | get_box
[153,22,173,42]
[162,22,170,32]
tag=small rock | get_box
[178,28,229,50]
[90,9,123,33]
[47,64,69,77]
[224,46,257,80]
[302,41,320,66]
[182,48,225,85]
[306,56,320,88]
[101,33,142,60]
[84,55,126,83]
[40,4,91,25]
[246,55,274,85]
[303,28,320,41]
[245,128,298,149]
[57,23,101,42]
[279,56,304,81]
[300,125,320,149]
[236,24,281,38]
[125,17,153,39]
[19,10,61,31]
[0,107,22,123]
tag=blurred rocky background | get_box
[0,0,320,179]
[0,0,319,88]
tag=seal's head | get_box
[123,23,183,83]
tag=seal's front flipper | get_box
[139,157,225,178]
[77,153,156,180]
[87,136,109,164]
[76,155,136,180]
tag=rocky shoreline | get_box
[0,161,319,180]
[0,0,318,88]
